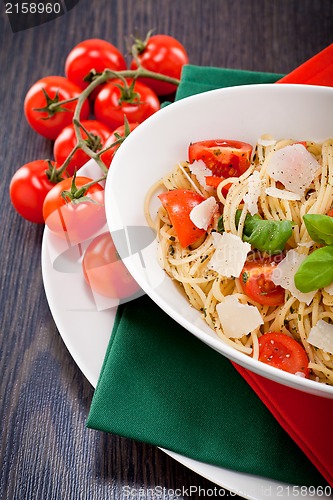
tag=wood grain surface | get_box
[0,1,332,499]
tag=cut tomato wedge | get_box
[158,189,206,248]
[205,175,232,196]
[189,139,253,178]
[257,332,309,377]
[240,256,285,306]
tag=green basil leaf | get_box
[243,218,293,254]
[218,210,292,254]
[303,214,333,246]
[217,215,225,233]
[294,246,333,292]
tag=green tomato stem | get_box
[53,67,180,178]
[56,144,80,175]
[74,175,107,198]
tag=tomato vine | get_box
[44,64,180,181]
[10,33,188,225]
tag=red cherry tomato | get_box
[257,332,309,377]
[189,139,253,178]
[9,160,60,224]
[43,176,106,244]
[24,76,90,140]
[65,39,127,91]
[53,120,112,175]
[82,232,140,299]
[100,122,139,167]
[130,34,189,96]
[94,78,160,130]
[205,176,232,196]
[240,257,285,306]
[158,189,206,248]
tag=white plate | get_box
[105,83,333,399]
[41,158,331,500]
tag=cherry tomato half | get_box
[130,34,189,96]
[240,256,285,306]
[65,39,127,91]
[257,332,309,377]
[100,122,139,167]
[9,160,59,224]
[158,189,206,248]
[189,139,253,178]
[53,120,112,175]
[82,232,140,299]
[24,76,90,140]
[205,176,232,197]
[43,176,106,244]
[94,78,160,130]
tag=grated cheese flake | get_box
[266,144,320,197]
[308,320,333,355]
[209,232,251,278]
[189,160,212,188]
[189,196,218,230]
[271,249,317,305]
[216,295,264,339]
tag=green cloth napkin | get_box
[175,64,283,99]
[87,66,326,487]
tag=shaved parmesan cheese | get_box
[266,144,320,197]
[209,232,251,278]
[216,295,264,338]
[243,170,261,215]
[308,320,333,354]
[189,160,212,188]
[190,196,218,230]
[271,249,317,305]
[265,187,301,201]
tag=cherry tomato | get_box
[240,256,285,306]
[53,120,112,175]
[82,232,140,299]
[257,332,309,377]
[189,139,253,178]
[65,39,127,91]
[158,189,206,248]
[327,207,333,217]
[94,78,160,130]
[43,176,106,244]
[9,160,60,224]
[100,122,139,167]
[130,34,189,96]
[24,76,90,140]
[205,175,232,196]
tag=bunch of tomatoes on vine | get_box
[10,33,189,300]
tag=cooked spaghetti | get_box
[145,137,333,385]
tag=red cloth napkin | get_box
[235,43,333,487]
[234,364,333,486]
[276,43,333,86]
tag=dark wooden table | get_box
[1,1,332,499]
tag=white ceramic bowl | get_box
[105,83,333,398]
